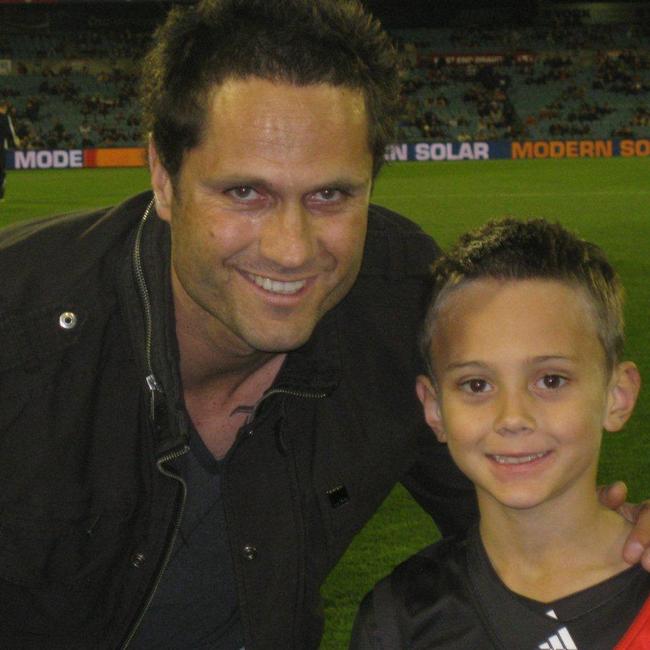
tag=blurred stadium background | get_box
[1,0,649,647]
[2,0,650,151]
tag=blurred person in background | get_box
[0,100,20,201]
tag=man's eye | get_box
[226,186,261,201]
[312,188,343,202]
[537,374,567,390]
[460,378,491,394]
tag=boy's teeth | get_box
[492,452,546,465]
[249,274,306,294]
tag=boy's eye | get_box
[537,374,567,390]
[460,378,492,394]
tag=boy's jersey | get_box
[350,525,650,650]
[616,595,650,649]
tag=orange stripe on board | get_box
[94,147,147,168]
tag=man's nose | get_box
[259,202,316,270]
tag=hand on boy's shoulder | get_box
[599,481,650,571]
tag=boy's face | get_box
[416,278,639,514]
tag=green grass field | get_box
[2,158,649,648]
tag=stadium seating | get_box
[1,4,649,147]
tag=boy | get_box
[350,218,649,649]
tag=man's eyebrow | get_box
[200,176,270,191]
[200,175,371,194]
[317,178,371,193]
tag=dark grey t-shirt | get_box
[131,430,244,649]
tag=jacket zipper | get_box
[121,199,190,648]
[223,386,328,650]
[254,388,328,647]
[243,387,328,424]
[131,199,162,420]
[121,445,190,649]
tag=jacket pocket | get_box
[0,503,134,638]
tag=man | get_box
[0,2,647,648]
[0,100,20,201]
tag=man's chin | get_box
[246,327,314,354]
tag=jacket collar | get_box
[272,306,341,395]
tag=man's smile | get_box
[244,271,309,295]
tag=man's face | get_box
[416,278,629,515]
[152,78,373,355]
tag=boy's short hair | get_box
[420,218,625,379]
[140,0,400,182]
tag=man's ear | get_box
[415,374,447,443]
[603,361,641,432]
[148,137,174,223]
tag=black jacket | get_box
[0,191,476,649]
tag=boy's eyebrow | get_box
[443,355,578,372]
[444,361,490,372]
[530,355,577,363]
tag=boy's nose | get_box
[493,390,536,436]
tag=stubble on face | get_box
[156,78,374,367]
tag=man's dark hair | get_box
[140,0,400,181]
[420,218,625,378]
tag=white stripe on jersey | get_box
[538,625,577,649]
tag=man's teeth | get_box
[250,274,306,295]
[492,452,547,465]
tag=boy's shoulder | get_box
[388,532,471,607]
[350,532,483,649]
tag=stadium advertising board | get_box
[6,140,650,169]
[7,147,147,170]
[428,53,536,65]
[13,149,84,170]
[384,139,650,162]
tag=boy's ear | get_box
[603,361,641,432]
[415,374,447,443]
[148,137,174,223]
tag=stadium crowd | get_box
[395,15,650,142]
[1,5,649,147]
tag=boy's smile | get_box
[417,278,630,515]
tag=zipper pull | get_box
[146,373,162,393]
[145,373,164,421]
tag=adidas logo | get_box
[538,626,578,649]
